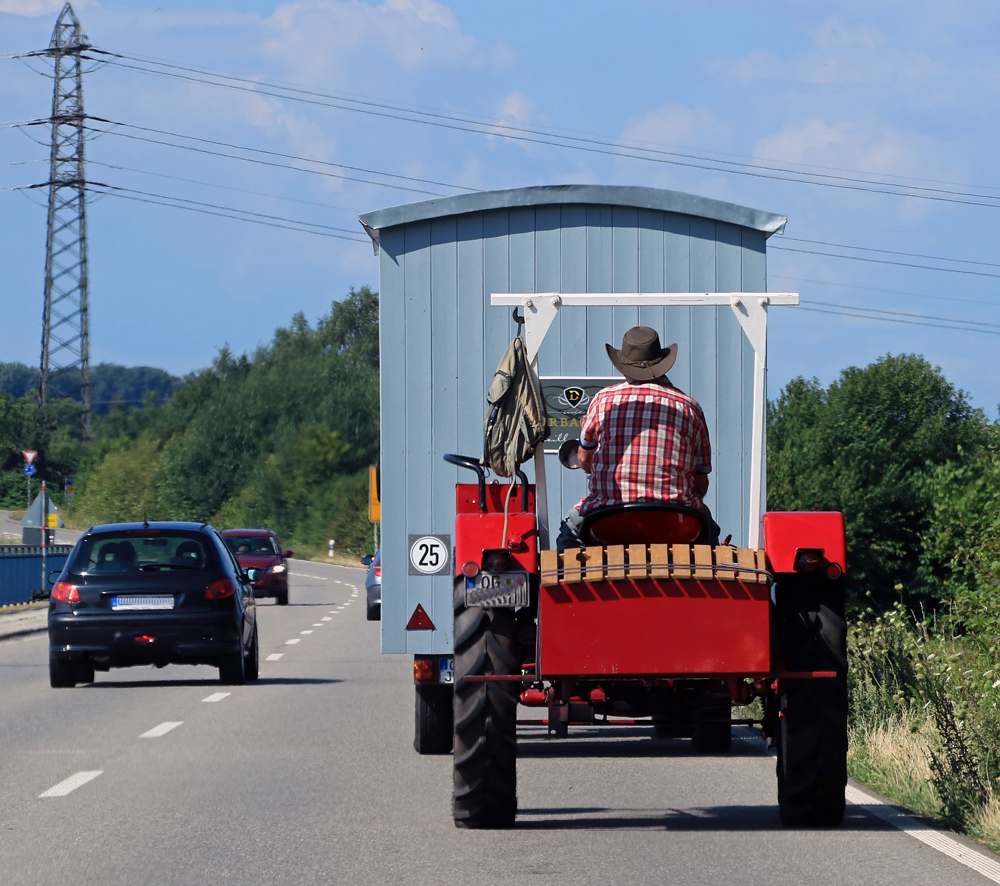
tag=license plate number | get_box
[465,572,529,608]
[112,595,175,611]
[440,657,454,684]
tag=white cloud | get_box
[261,0,488,83]
[496,92,535,126]
[0,0,65,16]
[619,103,728,151]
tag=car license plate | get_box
[465,572,529,608]
[111,595,175,611]
[440,657,454,684]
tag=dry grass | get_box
[971,794,1000,853]
[848,714,940,819]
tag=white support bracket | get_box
[492,293,799,549]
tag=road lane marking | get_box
[290,573,330,580]
[846,785,1000,882]
[202,692,231,703]
[313,623,324,626]
[285,638,300,644]
[265,653,283,661]
[40,771,103,798]
[300,630,313,634]
[140,721,183,738]
[322,617,332,621]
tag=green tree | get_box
[768,354,988,612]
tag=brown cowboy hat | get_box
[605,326,678,381]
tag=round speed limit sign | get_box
[408,534,450,576]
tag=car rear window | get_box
[223,535,279,555]
[69,532,219,575]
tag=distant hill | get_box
[0,362,178,414]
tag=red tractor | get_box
[443,293,848,830]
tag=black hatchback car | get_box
[48,522,259,688]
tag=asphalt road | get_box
[0,509,84,546]
[1,560,997,886]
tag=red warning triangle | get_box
[405,604,435,631]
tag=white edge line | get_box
[846,785,1000,882]
[202,692,231,703]
[40,770,103,798]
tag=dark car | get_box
[219,529,292,606]
[361,549,381,621]
[48,522,259,688]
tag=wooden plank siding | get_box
[376,200,773,653]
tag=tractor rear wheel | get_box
[774,574,848,826]
[414,684,453,755]
[777,676,847,825]
[452,576,518,829]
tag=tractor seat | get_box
[579,502,711,546]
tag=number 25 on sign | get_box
[408,535,450,576]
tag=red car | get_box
[220,529,292,605]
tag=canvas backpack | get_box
[482,335,550,477]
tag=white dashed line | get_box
[321,617,332,621]
[313,623,324,627]
[40,771,103,798]
[285,638,300,645]
[140,721,183,738]
[265,653,283,661]
[202,692,231,703]
[290,573,330,581]
[300,630,313,635]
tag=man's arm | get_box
[578,444,594,474]
[694,471,709,498]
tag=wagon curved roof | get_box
[358,184,786,237]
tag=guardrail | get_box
[0,545,74,607]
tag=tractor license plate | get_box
[466,572,529,608]
[440,657,454,684]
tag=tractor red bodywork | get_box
[454,482,539,576]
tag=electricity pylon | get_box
[39,3,91,438]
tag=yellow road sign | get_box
[368,465,380,522]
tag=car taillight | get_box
[373,565,381,577]
[413,658,435,683]
[205,578,236,600]
[51,581,80,603]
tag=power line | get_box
[81,122,450,197]
[808,299,1000,329]
[770,245,1000,280]
[78,52,1000,209]
[88,160,359,212]
[89,186,368,242]
[782,236,1000,269]
[80,48,1000,196]
[770,274,1000,309]
[90,182,363,235]
[796,304,1000,336]
[88,116,475,193]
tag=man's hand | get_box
[578,445,594,474]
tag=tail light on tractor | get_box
[794,548,843,580]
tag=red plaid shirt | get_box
[577,380,712,514]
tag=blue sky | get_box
[2,1,999,415]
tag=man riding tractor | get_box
[556,326,720,552]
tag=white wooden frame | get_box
[491,293,800,549]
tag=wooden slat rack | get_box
[539,544,769,587]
